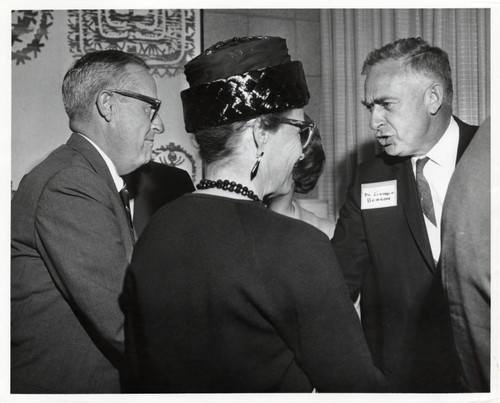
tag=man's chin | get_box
[384,148,410,158]
[383,145,400,156]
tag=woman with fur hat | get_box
[122,36,386,393]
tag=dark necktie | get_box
[415,157,437,226]
[119,186,135,235]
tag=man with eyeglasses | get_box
[11,50,190,393]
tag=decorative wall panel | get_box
[66,9,198,78]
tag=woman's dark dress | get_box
[122,193,386,393]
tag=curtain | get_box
[319,9,490,219]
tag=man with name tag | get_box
[332,37,478,392]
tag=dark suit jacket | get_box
[332,116,478,392]
[11,133,134,393]
[123,161,195,236]
[440,117,490,392]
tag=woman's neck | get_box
[267,190,297,218]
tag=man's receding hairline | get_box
[367,58,438,85]
[115,63,152,90]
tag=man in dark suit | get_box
[332,37,478,392]
[11,50,167,393]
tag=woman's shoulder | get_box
[256,209,339,281]
[261,208,333,250]
[150,193,328,244]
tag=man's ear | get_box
[251,119,269,152]
[425,82,444,115]
[96,90,113,122]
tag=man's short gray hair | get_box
[62,50,149,120]
[362,37,453,106]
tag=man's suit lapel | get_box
[454,115,478,164]
[66,133,136,246]
[397,116,478,274]
[398,159,436,272]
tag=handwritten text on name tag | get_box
[361,180,397,210]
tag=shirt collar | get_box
[411,117,459,168]
[76,133,124,192]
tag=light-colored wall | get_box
[12,11,71,190]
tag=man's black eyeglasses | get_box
[108,89,161,121]
[274,117,316,149]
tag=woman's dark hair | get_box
[193,111,289,166]
[293,115,325,194]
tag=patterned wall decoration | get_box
[153,143,198,181]
[12,10,54,65]
[67,9,199,78]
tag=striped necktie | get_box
[415,157,436,226]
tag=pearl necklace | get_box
[197,179,262,203]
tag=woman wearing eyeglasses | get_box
[121,36,387,393]
[267,115,336,239]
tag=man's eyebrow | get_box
[361,97,391,108]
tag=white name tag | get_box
[361,180,397,210]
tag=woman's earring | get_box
[298,153,305,161]
[250,151,264,181]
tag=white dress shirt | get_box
[411,118,459,263]
[76,133,135,217]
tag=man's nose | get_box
[151,114,165,134]
[369,106,385,131]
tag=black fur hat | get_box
[181,36,310,133]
